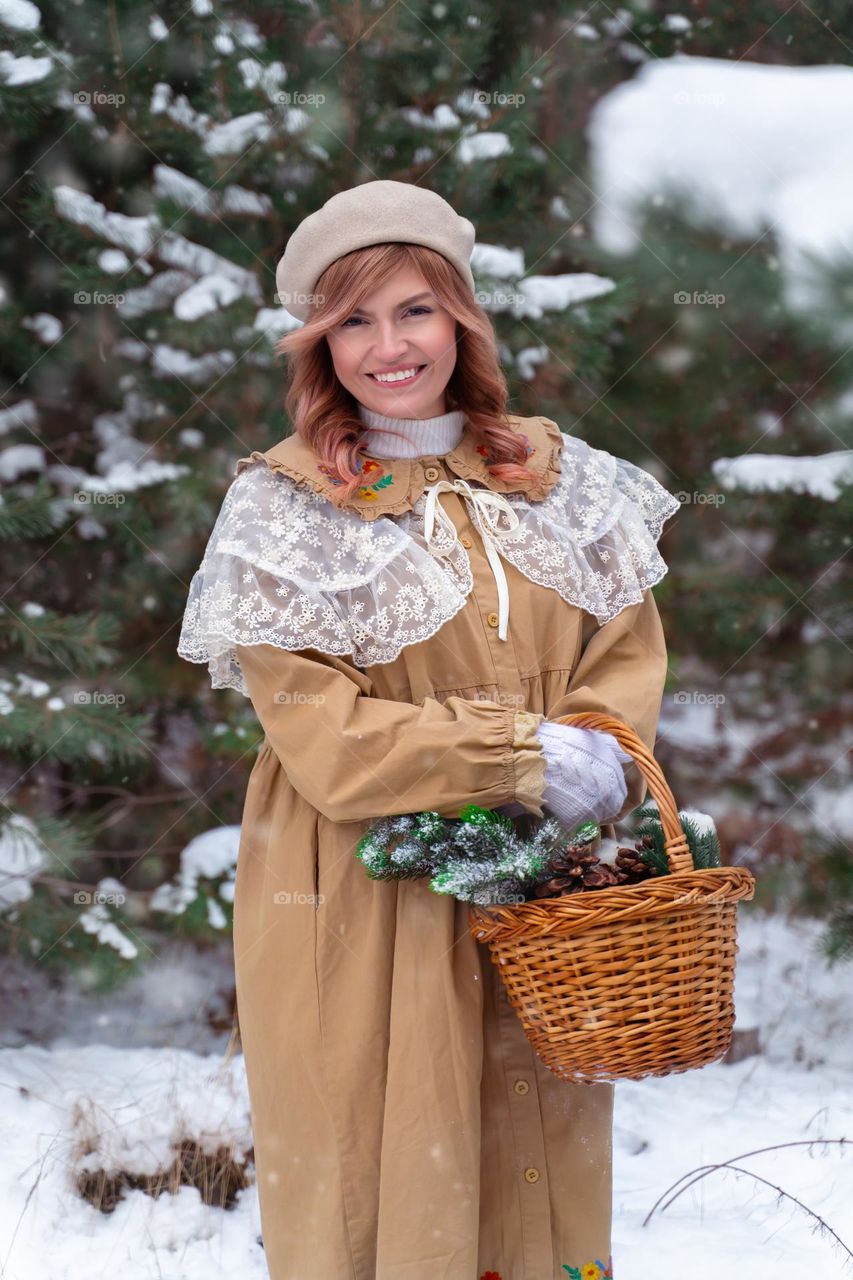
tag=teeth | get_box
[372,367,421,383]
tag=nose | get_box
[373,318,409,363]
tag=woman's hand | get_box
[535,721,634,833]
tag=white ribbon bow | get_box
[422,478,520,641]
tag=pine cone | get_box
[613,845,653,885]
[534,843,621,898]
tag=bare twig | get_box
[643,1138,851,1262]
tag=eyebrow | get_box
[348,291,434,317]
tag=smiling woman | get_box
[272,228,536,504]
[178,178,679,1280]
[326,274,458,420]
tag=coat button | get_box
[523,1166,540,1183]
[424,466,440,481]
[460,534,472,548]
[513,1079,530,1095]
[487,611,500,628]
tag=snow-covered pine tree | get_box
[1,0,849,981]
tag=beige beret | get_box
[275,179,476,322]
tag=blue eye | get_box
[340,306,432,328]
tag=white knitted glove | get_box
[534,720,634,831]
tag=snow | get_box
[0,0,40,31]
[21,311,62,343]
[478,271,616,319]
[0,442,46,480]
[471,243,526,279]
[516,345,550,381]
[712,450,853,501]
[0,398,38,435]
[78,880,138,960]
[399,102,461,131]
[148,13,168,41]
[0,48,52,84]
[587,55,853,338]
[235,57,286,100]
[153,164,272,219]
[614,912,853,1277]
[0,812,47,908]
[81,459,190,494]
[173,272,243,321]
[0,913,847,1276]
[150,81,210,136]
[117,269,195,319]
[457,131,512,164]
[514,272,615,318]
[178,427,205,449]
[219,185,273,217]
[203,111,271,157]
[150,826,239,919]
[53,184,155,255]
[97,247,130,273]
[151,344,237,385]
[0,1043,259,1277]
[253,306,301,338]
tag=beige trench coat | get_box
[219,414,672,1280]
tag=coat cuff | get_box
[511,710,547,817]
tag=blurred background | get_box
[0,2,850,1276]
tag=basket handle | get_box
[554,712,693,875]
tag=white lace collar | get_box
[178,430,681,694]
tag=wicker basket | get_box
[468,712,756,1084]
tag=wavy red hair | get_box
[273,242,535,505]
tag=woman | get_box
[178,179,680,1280]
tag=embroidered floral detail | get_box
[561,1255,613,1279]
[476,432,535,466]
[317,455,395,501]
[479,1272,503,1280]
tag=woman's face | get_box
[325,265,458,418]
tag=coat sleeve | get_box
[235,642,547,824]
[544,588,669,822]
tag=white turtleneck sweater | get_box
[356,402,466,458]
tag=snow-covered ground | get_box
[0,911,849,1278]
